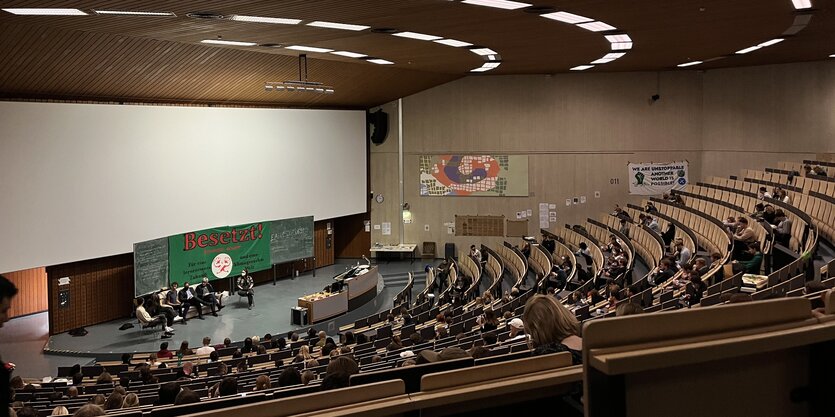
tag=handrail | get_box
[540,229,578,285]
[481,245,504,298]
[393,272,414,308]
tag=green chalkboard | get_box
[134,237,169,296]
[269,216,314,265]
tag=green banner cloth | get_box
[168,222,271,285]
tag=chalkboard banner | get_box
[134,237,169,297]
[270,216,314,265]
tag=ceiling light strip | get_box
[461,0,532,10]
[677,61,703,68]
[230,15,301,24]
[201,39,258,46]
[307,21,370,31]
[2,8,87,15]
[93,10,174,16]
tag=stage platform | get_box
[2,260,429,378]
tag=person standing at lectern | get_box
[196,277,223,316]
[237,269,255,310]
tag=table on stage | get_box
[370,243,417,263]
[297,290,348,323]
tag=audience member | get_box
[121,393,139,408]
[300,370,315,385]
[277,367,302,387]
[50,406,69,416]
[174,388,200,405]
[156,382,181,406]
[103,393,123,411]
[254,375,271,391]
[89,395,106,406]
[16,406,37,417]
[72,405,105,417]
[196,337,215,355]
[615,302,643,316]
[178,341,194,356]
[320,372,350,391]
[66,386,78,399]
[523,294,583,364]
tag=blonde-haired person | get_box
[122,393,139,408]
[50,405,69,415]
[522,294,583,364]
[299,345,313,361]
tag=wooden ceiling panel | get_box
[0,0,832,107]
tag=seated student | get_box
[586,289,605,305]
[618,218,630,238]
[177,282,205,321]
[772,210,792,246]
[648,259,675,286]
[751,203,765,220]
[163,282,183,317]
[685,273,707,306]
[761,204,777,225]
[693,257,710,277]
[236,269,255,310]
[523,294,583,364]
[195,337,215,355]
[675,242,692,267]
[469,244,481,259]
[135,297,174,337]
[645,215,660,233]
[709,252,725,282]
[196,277,223,316]
[575,242,591,259]
[757,186,772,200]
[732,217,758,260]
[733,243,763,274]
[612,205,632,222]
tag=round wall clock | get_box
[375,194,385,204]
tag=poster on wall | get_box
[419,155,529,196]
[628,161,689,195]
[169,222,272,284]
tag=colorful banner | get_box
[168,222,271,285]
[628,161,689,195]
[419,155,529,196]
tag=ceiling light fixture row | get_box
[455,1,632,72]
[676,0,815,68]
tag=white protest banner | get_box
[628,161,689,195]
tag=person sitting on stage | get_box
[236,269,254,310]
[163,282,183,318]
[177,282,205,321]
[135,297,174,337]
[196,277,223,316]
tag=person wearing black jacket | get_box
[177,282,205,320]
[196,277,222,316]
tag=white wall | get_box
[0,102,367,273]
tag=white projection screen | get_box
[0,102,367,273]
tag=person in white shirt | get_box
[676,242,692,267]
[469,245,481,259]
[646,216,660,233]
[195,337,215,355]
[135,297,174,336]
[758,186,772,200]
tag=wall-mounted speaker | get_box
[367,109,389,145]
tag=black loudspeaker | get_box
[367,110,389,145]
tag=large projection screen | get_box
[0,102,366,273]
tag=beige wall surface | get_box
[701,61,835,177]
[370,60,835,256]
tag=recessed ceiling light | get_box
[93,10,175,16]
[470,47,498,56]
[2,8,87,15]
[590,52,626,64]
[791,0,812,10]
[570,65,594,71]
[482,62,501,69]
[230,15,301,24]
[487,55,498,61]
[758,38,784,47]
[434,39,473,47]
[576,21,617,32]
[201,39,257,46]
[470,67,492,73]
[331,51,367,58]
[392,31,442,41]
[368,59,394,65]
[611,42,633,50]
[541,11,593,24]
[286,45,334,53]
[830,54,835,58]
[605,34,632,43]
[677,61,703,67]
[308,21,370,31]
[461,0,532,10]
[735,45,761,54]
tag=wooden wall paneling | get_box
[1,267,48,318]
[333,213,372,259]
[314,220,335,268]
[45,253,134,335]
